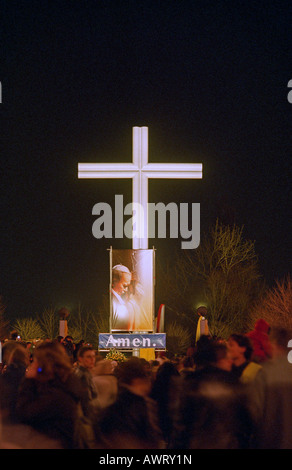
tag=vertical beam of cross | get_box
[78,126,203,249]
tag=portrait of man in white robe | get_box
[110,250,154,332]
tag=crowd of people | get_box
[1,319,292,449]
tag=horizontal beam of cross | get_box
[78,127,203,248]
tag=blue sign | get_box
[99,333,166,350]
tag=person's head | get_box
[193,335,215,368]
[2,341,21,366]
[27,341,73,383]
[197,306,207,318]
[152,361,180,392]
[115,357,152,397]
[8,343,30,368]
[212,342,233,372]
[77,345,96,370]
[254,318,271,334]
[92,359,116,376]
[269,327,292,357]
[9,330,19,341]
[112,265,132,296]
[227,334,253,362]
[64,335,74,343]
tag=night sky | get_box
[1,1,291,321]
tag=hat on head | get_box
[112,264,131,274]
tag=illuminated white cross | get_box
[78,126,203,249]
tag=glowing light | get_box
[195,302,208,310]
[78,127,203,249]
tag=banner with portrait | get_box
[109,248,155,332]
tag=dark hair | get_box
[270,327,292,350]
[9,330,18,341]
[64,335,74,342]
[9,344,30,367]
[212,342,229,362]
[33,341,73,383]
[77,345,94,359]
[114,357,149,385]
[193,335,216,367]
[229,334,253,361]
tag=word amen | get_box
[99,333,166,350]
[106,334,151,348]
[92,195,200,249]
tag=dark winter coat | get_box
[15,373,83,448]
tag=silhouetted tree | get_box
[250,275,292,330]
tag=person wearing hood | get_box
[246,319,273,363]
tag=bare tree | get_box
[12,318,44,341]
[67,302,109,347]
[166,321,192,357]
[250,275,292,330]
[68,304,93,343]
[37,307,59,339]
[172,220,263,338]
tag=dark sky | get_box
[1,0,291,320]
